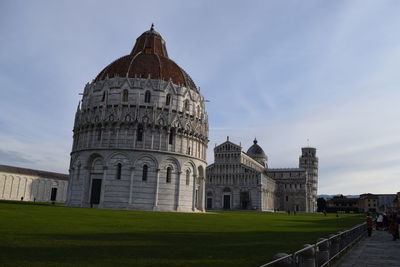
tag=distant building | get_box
[326,195,359,213]
[0,165,68,203]
[394,192,400,211]
[358,193,379,213]
[205,138,318,212]
[325,193,397,213]
[375,194,396,212]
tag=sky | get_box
[0,0,399,195]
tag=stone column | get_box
[167,129,171,152]
[200,176,206,211]
[115,127,120,147]
[100,126,105,147]
[151,129,154,150]
[66,168,74,205]
[153,168,160,210]
[107,127,112,148]
[158,129,162,150]
[23,177,29,201]
[192,174,197,211]
[15,177,21,199]
[86,129,91,148]
[133,126,137,148]
[180,133,184,153]
[175,171,181,211]
[81,166,90,207]
[1,176,6,199]
[128,167,135,205]
[172,130,176,152]
[99,166,108,208]
[142,127,146,149]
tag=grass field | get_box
[0,201,363,267]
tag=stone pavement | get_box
[334,229,400,267]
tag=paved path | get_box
[335,230,400,267]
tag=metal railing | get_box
[259,222,367,267]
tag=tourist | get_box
[383,213,389,231]
[376,214,383,230]
[396,213,400,239]
[389,214,399,241]
[366,215,373,237]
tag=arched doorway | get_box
[206,191,213,209]
[89,157,104,207]
[223,187,231,209]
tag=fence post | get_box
[298,244,315,267]
[329,234,339,258]
[337,231,344,251]
[317,238,329,266]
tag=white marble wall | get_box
[68,76,209,212]
[206,141,317,212]
[0,172,68,203]
[67,150,206,212]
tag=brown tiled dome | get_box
[95,25,197,90]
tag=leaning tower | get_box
[299,147,318,212]
[66,26,208,212]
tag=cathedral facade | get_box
[66,26,208,212]
[205,138,318,212]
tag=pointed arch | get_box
[184,99,189,111]
[133,153,159,170]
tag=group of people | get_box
[366,211,400,240]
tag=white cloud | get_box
[0,133,70,173]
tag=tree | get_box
[317,197,326,212]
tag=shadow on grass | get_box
[0,230,348,267]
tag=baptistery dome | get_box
[66,26,208,212]
[95,25,197,90]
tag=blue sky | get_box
[0,0,399,195]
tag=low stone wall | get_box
[0,171,68,203]
[259,222,367,267]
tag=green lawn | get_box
[0,201,363,267]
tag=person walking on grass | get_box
[389,213,399,241]
[366,215,373,237]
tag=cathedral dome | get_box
[95,25,197,90]
[246,139,268,167]
[247,139,266,158]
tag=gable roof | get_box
[0,165,69,181]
